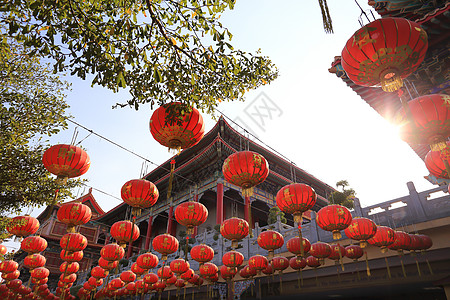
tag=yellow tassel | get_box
[365,251,371,277]
[242,186,254,197]
[385,257,391,279]
[426,258,433,275]
[338,245,344,271]
[400,257,407,278]
[416,259,422,277]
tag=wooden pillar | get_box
[216,179,224,225]
[144,215,153,250]
[167,206,174,235]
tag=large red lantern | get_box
[120,271,136,284]
[100,243,125,261]
[98,258,118,270]
[21,236,47,254]
[120,179,159,216]
[367,226,395,252]
[222,251,244,271]
[180,269,195,281]
[174,201,208,234]
[0,260,19,273]
[150,102,205,151]
[57,203,92,233]
[272,256,289,273]
[152,233,179,260]
[157,266,173,280]
[60,233,87,252]
[341,17,428,92]
[144,273,158,285]
[289,257,307,270]
[276,183,317,224]
[110,220,140,248]
[316,205,352,239]
[60,262,79,274]
[387,231,411,253]
[60,250,83,262]
[199,262,218,279]
[169,259,189,276]
[190,244,214,265]
[222,151,269,196]
[306,256,321,268]
[91,266,109,279]
[2,270,20,281]
[24,254,46,270]
[345,245,364,261]
[42,144,91,183]
[136,252,159,270]
[30,267,50,279]
[425,146,450,179]
[248,255,268,274]
[344,217,377,248]
[286,236,311,257]
[220,217,249,248]
[7,216,39,238]
[310,242,332,264]
[257,230,284,259]
[397,94,450,150]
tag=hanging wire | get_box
[75,130,93,146]
[355,0,375,27]
[70,126,79,145]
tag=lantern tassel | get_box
[338,245,344,271]
[400,255,407,278]
[300,269,304,286]
[426,258,433,275]
[365,251,371,277]
[385,257,391,279]
[159,291,162,300]
[415,258,422,276]
[297,270,301,288]
[184,286,186,300]
[298,222,304,258]
[318,0,333,33]
[279,273,282,294]
[167,159,176,199]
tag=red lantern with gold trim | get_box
[310,242,332,264]
[166,274,177,286]
[57,203,92,233]
[257,230,284,259]
[222,250,244,271]
[88,277,102,287]
[239,265,257,279]
[120,271,136,284]
[189,274,204,286]
[272,256,289,273]
[144,273,158,285]
[31,267,49,279]
[190,244,214,265]
[169,259,189,276]
[136,252,159,270]
[24,254,46,270]
[367,226,395,253]
[7,216,39,238]
[60,233,88,252]
[60,262,80,274]
[2,270,20,281]
[387,231,411,253]
[91,266,109,279]
[110,221,140,248]
[108,278,125,290]
[42,144,91,183]
[220,217,249,248]
[276,183,317,224]
[174,279,185,289]
[121,179,159,216]
[344,217,377,248]
[6,279,22,291]
[150,102,205,151]
[153,280,166,293]
[406,234,424,252]
[152,233,178,260]
[417,234,433,251]
[21,236,47,254]
[287,236,311,257]
[175,201,208,235]
[0,244,6,256]
[345,245,364,261]
[222,151,269,196]
[220,265,237,280]
[100,243,125,262]
[60,273,77,283]
[180,269,195,281]
[289,257,307,270]
[424,143,450,179]
[60,250,83,262]
[98,258,118,270]
[328,243,346,261]
[248,255,268,275]
[316,205,353,239]
[0,260,19,273]
[157,266,173,280]
[199,262,218,279]
[341,17,428,92]
[306,256,321,268]
[131,262,146,277]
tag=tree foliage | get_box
[0,37,80,222]
[267,206,287,225]
[328,180,355,209]
[1,0,278,117]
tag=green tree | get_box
[267,206,287,225]
[0,37,80,235]
[328,180,355,209]
[178,230,195,257]
[0,1,278,117]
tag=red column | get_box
[144,215,153,250]
[216,180,224,225]
[167,206,174,235]
[126,241,133,259]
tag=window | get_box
[79,227,96,242]
[52,222,67,236]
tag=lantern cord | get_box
[355,261,361,281]
[300,269,303,286]
[314,268,319,286]
[415,258,422,276]
[338,245,344,271]
[70,127,79,145]
[426,258,433,275]
[183,286,186,300]
[400,256,407,277]
[384,257,391,279]
[279,273,282,294]
[365,251,371,277]
[318,0,333,33]
[336,264,341,282]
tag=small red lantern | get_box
[310,242,332,264]
[220,265,237,280]
[32,277,48,285]
[345,245,364,261]
[417,234,433,251]
[31,267,50,279]
[60,233,88,252]
[60,273,77,283]
[289,257,307,270]
[152,233,179,260]
[341,17,428,92]
[0,260,19,273]
[257,230,284,259]
[306,256,321,268]
[24,254,46,270]
[407,234,424,252]
[222,151,269,196]
[120,271,136,284]
[328,243,346,261]
[424,144,450,179]
[367,226,395,253]
[7,216,39,238]
[143,273,158,285]
[136,252,159,270]
[175,201,208,234]
[121,179,159,216]
[108,278,125,290]
[100,243,125,261]
[60,262,80,274]
[88,277,102,287]
[169,258,190,276]
[150,102,205,151]
[57,203,92,233]
[344,217,377,248]
[153,280,167,293]
[135,280,146,291]
[272,256,289,273]
[222,250,244,271]
[131,262,147,277]
[220,217,249,248]
[42,144,91,183]
[387,231,411,253]
[189,274,204,286]
[199,262,218,279]
[60,250,83,262]
[180,269,195,281]
[6,279,22,290]
[2,270,20,281]
[21,236,47,254]
[174,279,185,289]
[239,265,257,279]
[262,263,273,275]
[276,183,317,224]
[98,258,118,270]
[316,205,353,239]
[110,220,140,248]
[157,266,173,280]
[91,266,109,279]
[286,236,311,257]
[125,282,136,294]
[248,255,268,274]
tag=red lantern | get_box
[42,144,91,183]
[316,205,352,239]
[262,263,273,275]
[131,263,147,277]
[135,280,146,291]
[157,266,173,280]
[31,267,49,279]
[88,277,102,287]
[344,217,377,248]
[7,216,39,238]
[222,250,244,271]
[289,257,307,270]
[100,243,125,261]
[272,256,289,273]
[174,201,208,234]
[257,230,284,259]
[190,243,215,265]
[345,245,364,261]
[387,231,411,253]
[199,262,218,278]
[60,250,83,262]
[60,273,77,283]
[239,265,257,279]
[2,270,20,281]
[91,266,109,279]
[417,234,433,250]
[17,285,31,295]
[0,260,19,273]
[136,252,159,270]
[188,274,203,286]
[310,242,332,264]
[60,233,87,252]
[222,151,269,196]
[32,277,48,285]
[143,273,158,285]
[153,281,166,293]
[407,234,424,252]
[180,269,195,281]
[174,279,185,289]
[121,179,159,216]
[99,257,118,270]
[397,94,450,149]
[341,17,428,92]
[125,282,136,294]
[220,265,237,280]
[248,255,268,274]
[220,218,249,248]
[276,183,317,224]
[169,259,190,276]
[306,256,321,268]
[152,234,179,260]
[120,271,136,284]
[110,221,140,248]
[6,279,22,290]
[286,236,311,257]
[24,254,46,270]
[150,102,205,151]
[328,243,346,261]
[367,226,395,253]
[60,262,80,274]
[57,203,92,233]
[21,236,47,254]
